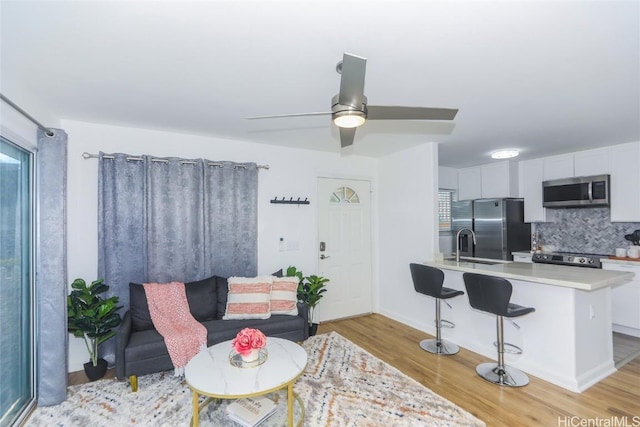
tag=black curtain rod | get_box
[0,93,55,137]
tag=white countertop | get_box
[425,259,633,291]
[600,257,640,266]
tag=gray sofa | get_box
[115,275,309,390]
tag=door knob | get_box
[320,254,331,259]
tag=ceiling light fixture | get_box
[491,149,520,160]
[333,110,366,128]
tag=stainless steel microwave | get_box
[542,174,610,208]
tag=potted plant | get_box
[286,266,329,336]
[67,278,122,381]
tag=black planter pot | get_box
[84,358,108,381]
[309,323,319,336]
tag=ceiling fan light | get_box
[333,111,366,128]
[491,149,520,159]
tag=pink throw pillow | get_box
[270,277,299,316]
[222,276,272,320]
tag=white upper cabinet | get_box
[518,158,546,223]
[610,142,640,222]
[542,149,611,181]
[519,142,638,222]
[481,161,518,198]
[543,154,574,180]
[438,166,458,191]
[457,161,518,201]
[457,166,482,200]
[573,147,611,176]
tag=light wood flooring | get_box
[69,314,640,426]
[318,314,640,427]
[614,331,640,368]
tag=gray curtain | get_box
[97,153,258,364]
[204,161,259,278]
[36,128,68,405]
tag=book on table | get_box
[226,396,278,427]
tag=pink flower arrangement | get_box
[232,328,266,356]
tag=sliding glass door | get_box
[0,136,35,426]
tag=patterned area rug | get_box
[27,332,485,426]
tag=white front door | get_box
[316,178,372,322]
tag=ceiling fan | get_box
[247,52,459,148]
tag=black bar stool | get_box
[463,272,535,387]
[410,263,464,355]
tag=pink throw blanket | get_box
[143,282,207,375]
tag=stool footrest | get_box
[436,319,455,329]
[493,341,523,354]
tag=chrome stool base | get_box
[419,339,460,355]
[476,362,530,387]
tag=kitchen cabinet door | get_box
[513,254,533,263]
[438,166,458,191]
[574,147,610,177]
[610,142,640,222]
[602,262,640,335]
[543,154,574,180]
[481,161,518,198]
[458,167,482,201]
[518,158,546,222]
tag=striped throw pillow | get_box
[222,276,273,320]
[270,277,299,316]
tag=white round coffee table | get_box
[185,337,308,427]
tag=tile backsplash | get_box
[535,207,640,255]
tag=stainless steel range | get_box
[531,251,606,268]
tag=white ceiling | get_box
[1,1,638,168]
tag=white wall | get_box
[63,119,378,371]
[377,143,440,329]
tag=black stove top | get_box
[531,251,607,268]
[551,251,608,257]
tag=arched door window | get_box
[330,186,360,204]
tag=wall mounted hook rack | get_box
[270,197,310,205]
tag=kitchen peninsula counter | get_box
[426,259,633,291]
[416,259,635,392]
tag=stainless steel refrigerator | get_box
[451,198,531,260]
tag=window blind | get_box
[438,190,453,231]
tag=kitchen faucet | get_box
[456,228,477,262]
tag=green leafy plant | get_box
[301,275,329,324]
[286,266,329,326]
[286,265,304,283]
[67,278,122,366]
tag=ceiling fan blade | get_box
[246,112,331,120]
[367,106,458,121]
[338,53,367,108]
[340,127,357,148]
